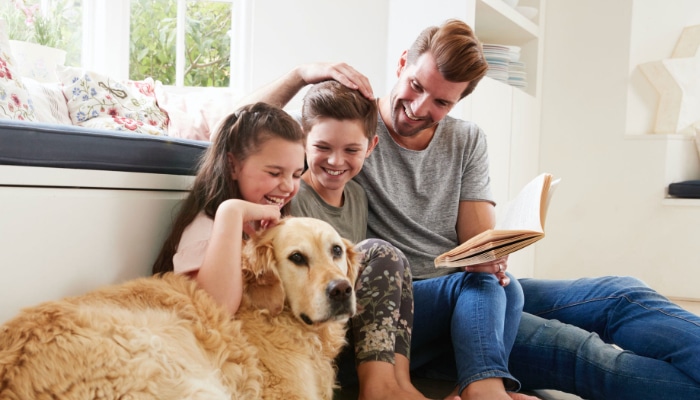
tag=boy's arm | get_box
[236,62,375,108]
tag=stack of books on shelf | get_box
[483,43,528,91]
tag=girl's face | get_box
[305,118,378,192]
[231,137,306,208]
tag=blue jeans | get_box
[410,271,524,394]
[511,276,700,399]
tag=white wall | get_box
[537,0,700,300]
[239,0,389,109]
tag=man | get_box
[241,19,700,400]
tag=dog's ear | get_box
[242,236,286,316]
[343,238,360,285]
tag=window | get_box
[129,0,233,87]
[2,0,238,88]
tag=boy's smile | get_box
[304,118,375,207]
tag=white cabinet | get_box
[466,77,540,278]
[474,0,544,98]
[0,166,192,323]
[470,0,545,277]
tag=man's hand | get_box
[463,256,510,287]
[296,62,375,100]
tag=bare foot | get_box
[508,392,541,400]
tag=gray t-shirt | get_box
[354,115,494,279]
[290,179,368,244]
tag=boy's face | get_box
[305,118,377,192]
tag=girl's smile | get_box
[232,137,306,208]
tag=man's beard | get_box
[389,99,437,138]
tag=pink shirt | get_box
[173,212,213,275]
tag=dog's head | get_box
[241,217,358,325]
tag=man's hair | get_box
[301,80,378,140]
[406,19,488,99]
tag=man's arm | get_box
[236,62,375,108]
[457,200,510,285]
[456,200,495,243]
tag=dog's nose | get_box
[327,279,352,302]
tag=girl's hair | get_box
[301,80,378,139]
[152,102,305,275]
[406,19,488,99]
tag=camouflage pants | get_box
[350,238,414,365]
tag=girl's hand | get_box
[463,256,510,287]
[232,201,281,237]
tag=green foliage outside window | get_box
[129,0,231,87]
[0,0,82,66]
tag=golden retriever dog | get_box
[0,217,358,400]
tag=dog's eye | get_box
[288,252,307,266]
[331,245,343,258]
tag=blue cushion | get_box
[0,119,209,175]
[668,180,700,199]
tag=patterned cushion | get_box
[0,20,37,122]
[57,66,169,136]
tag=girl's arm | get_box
[194,199,281,315]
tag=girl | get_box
[290,81,456,400]
[152,102,306,315]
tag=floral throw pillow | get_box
[57,66,169,136]
[0,20,37,122]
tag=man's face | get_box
[388,52,469,138]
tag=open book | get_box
[434,173,560,268]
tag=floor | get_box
[334,300,700,400]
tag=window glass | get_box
[0,0,82,66]
[129,0,232,87]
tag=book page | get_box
[495,173,552,232]
[540,177,560,226]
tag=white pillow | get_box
[22,77,71,125]
[57,66,169,136]
[8,40,66,83]
[154,81,237,141]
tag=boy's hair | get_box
[301,80,378,140]
[152,102,305,275]
[406,19,488,99]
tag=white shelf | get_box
[475,0,540,45]
[0,165,194,191]
[662,198,700,207]
[475,0,543,97]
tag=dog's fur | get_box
[0,217,358,400]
